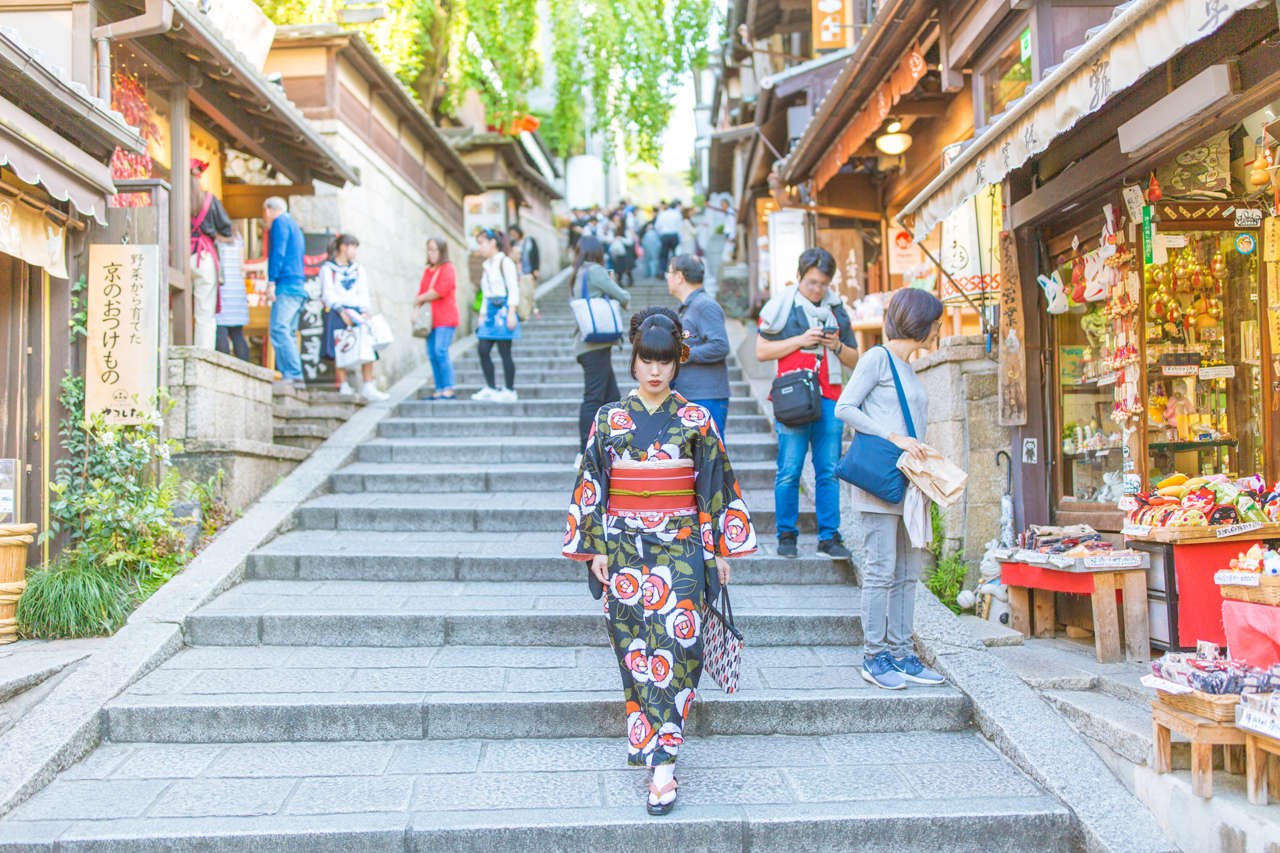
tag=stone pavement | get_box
[0,280,1072,851]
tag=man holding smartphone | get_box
[755,248,859,560]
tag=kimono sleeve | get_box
[563,407,609,561]
[691,406,757,560]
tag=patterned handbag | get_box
[702,587,743,694]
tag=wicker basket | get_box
[1157,688,1243,722]
[0,523,36,644]
[1219,574,1280,606]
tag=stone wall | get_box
[290,120,475,388]
[166,347,307,512]
[914,335,1010,567]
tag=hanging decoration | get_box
[109,59,160,209]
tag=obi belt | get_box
[607,465,696,516]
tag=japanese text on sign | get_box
[86,244,159,425]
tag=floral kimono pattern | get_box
[564,391,757,766]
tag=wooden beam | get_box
[133,35,315,184]
[221,183,315,220]
[169,82,192,347]
[945,0,1009,71]
[895,99,948,117]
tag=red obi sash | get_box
[608,466,696,515]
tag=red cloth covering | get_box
[417,262,459,328]
[1172,541,1245,647]
[1000,562,1097,594]
[1222,599,1280,667]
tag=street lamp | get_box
[875,120,912,156]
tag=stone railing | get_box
[913,335,1010,567]
[166,347,308,511]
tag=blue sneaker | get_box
[892,654,946,685]
[861,651,906,690]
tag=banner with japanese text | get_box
[86,244,159,425]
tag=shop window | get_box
[1054,272,1124,505]
[982,27,1033,121]
[1142,232,1264,481]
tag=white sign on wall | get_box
[768,209,809,297]
[86,245,160,425]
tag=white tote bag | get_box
[569,267,624,343]
[365,314,394,351]
[333,326,362,369]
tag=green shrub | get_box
[17,550,135,638]
[925,503,971,614]
[927,551,970,615]
[20,278,207,639]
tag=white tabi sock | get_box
[651,762,676,803]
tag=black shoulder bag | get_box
[770,356,824,427]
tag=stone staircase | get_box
[272,387,367,452]
[0,281,1073,851]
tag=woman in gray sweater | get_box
[572,236,631,448]
[834,288,945,690]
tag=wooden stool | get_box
[1151,699,1246,798]
[1003,562,1150,663]
[1244,730,1280,805]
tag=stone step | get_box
[432,381,755,399]
[1,734,1069,853]
[293,490,807,534]
[375,414,772,439]
[450,356,747,376]
[181,581,854,648]
[329,461,784,494]
[272,404,352,431]
[273,387,369,409]
[357,435,778,465]
[273,424,328,450]
[102,644,968,743]
[247,531,852,584]
[397,397,764,418]
[1042,689,1159,767]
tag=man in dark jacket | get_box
[668,254,730,436]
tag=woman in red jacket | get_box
[413,237,459,399]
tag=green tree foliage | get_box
[254,0,715,165]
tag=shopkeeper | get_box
[189,158,235,351]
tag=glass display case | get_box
[1141,229,1265,484]
[1056,304,1125,503]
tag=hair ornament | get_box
[680,343,690,364]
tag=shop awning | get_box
[125,0,357,187]
[0,27,145,225]
[895,0,1258,242]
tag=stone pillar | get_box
[913,335,1010,569]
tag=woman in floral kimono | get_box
[564,306,757,816]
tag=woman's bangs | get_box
[634,325,679,364]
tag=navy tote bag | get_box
[834,345,915,503]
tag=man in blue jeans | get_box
[755,248,859,559]
[263,196,308,391]
[668,254,730,436]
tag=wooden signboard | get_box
[997,229,1028,425]
[86,245,160,425]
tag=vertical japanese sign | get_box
[86,244,159,425]
[997,230,1028,426]
[812,0,851,52]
